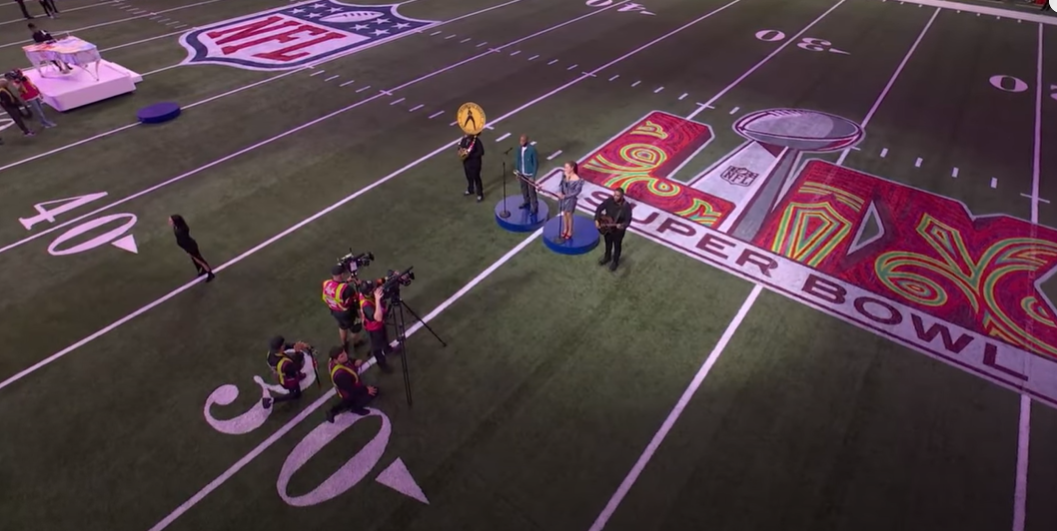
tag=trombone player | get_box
[458,133,484,202]
[513,134,539,214]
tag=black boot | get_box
[599,254,611,266]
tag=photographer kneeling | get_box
[326,346,378,422]
[359,284,395,372]
[262,336,312,409]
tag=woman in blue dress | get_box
[556,161,583,241]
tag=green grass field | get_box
[1,0,1056,529]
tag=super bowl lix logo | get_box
[538,109,1057,408]
[179,1,436,71]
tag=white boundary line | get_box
[147,229,543,531]
[1013,21,1045,531]
[588,6,942,529]
[0,0,224,49]
[0,1,623,257]
[587,285,763,531]
[0,0,528,176]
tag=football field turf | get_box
[1,0,1057,529]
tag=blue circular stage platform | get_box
[495,195,549,232]
[137,102,181,124]
[542,215,599,255]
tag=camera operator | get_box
[325,346,378,422]
[261,336,312,409]
[322,265,365,351]
[359,285,394,372]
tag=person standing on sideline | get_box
[595,187,633,271]
[514,134,539,214]
[555,161,583,241]
[0,80,33,137]
[15,0,35,19]
[168,215,215,282]
[458,133,485,202]
[11,74,55,128]
[37,0,58,18]
[325,346,378,422]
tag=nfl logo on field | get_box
[179,1,436,71]
[720,166,758,187]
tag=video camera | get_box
[4,69,27,82]
[359,267,415,301]
[335,250,374,276]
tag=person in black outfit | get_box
[15,0,35,19]
[325,346,378,422]
[595,187,633,271]
[29,23,70,73]
[37,0,58,18]
[262,336,311,409]
[458,133,485,202]
[168,214,215,282]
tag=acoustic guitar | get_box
[596,215,621,235]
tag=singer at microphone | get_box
[512,134,540,214]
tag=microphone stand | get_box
[499,147,513,219]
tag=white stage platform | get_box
[24,60,143,112]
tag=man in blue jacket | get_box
[514,134,540,214]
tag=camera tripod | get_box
[384,294,446,407]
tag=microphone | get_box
[504,146,513,155]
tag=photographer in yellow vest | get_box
[322,265,365,350]
[325,346,378,423]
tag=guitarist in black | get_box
[595,187,633,271]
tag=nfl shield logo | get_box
[721,166,758,187]
[179,1,436,71]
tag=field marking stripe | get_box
[834,6,939,166]
[693,0,849,117]
[588,285,763,531]
[0,0,527,176]
[0,0,721,387]
[1014,22,1044,531]
[0,0,223,49]
[147,229,543,531]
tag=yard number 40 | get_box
[585,0,656,15]
[18,192,141,256]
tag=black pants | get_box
[273,383,302,404]
[368,326,391,366]
[2,105,30,134]
[328,390,372,417]
[603,230,626,261]
[464,163,483,196]
[520,176,538,212]
[38,0,56,15]
[15,0,32,18]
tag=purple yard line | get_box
[1014,22,1045,531]
[0,0,527,176]
[592,3,942,529]
[339,79,355,87]
[355,85,371,93]
[0,0,118,27]
[389,97,406,105]
[0,0,224,49]
[148,230,544,531]
[408,103,424,112]
[429,110,445,119]
[834,6,939,166]
[587,286,763,531]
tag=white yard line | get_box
[428,110,445,119]
[408,104,424,112]
[0,0,119,27]
[835,7,939,166]
[1013,23,1045,531]
[588,286,763,531]
[495,132,512,142]
[547,150,563,160]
